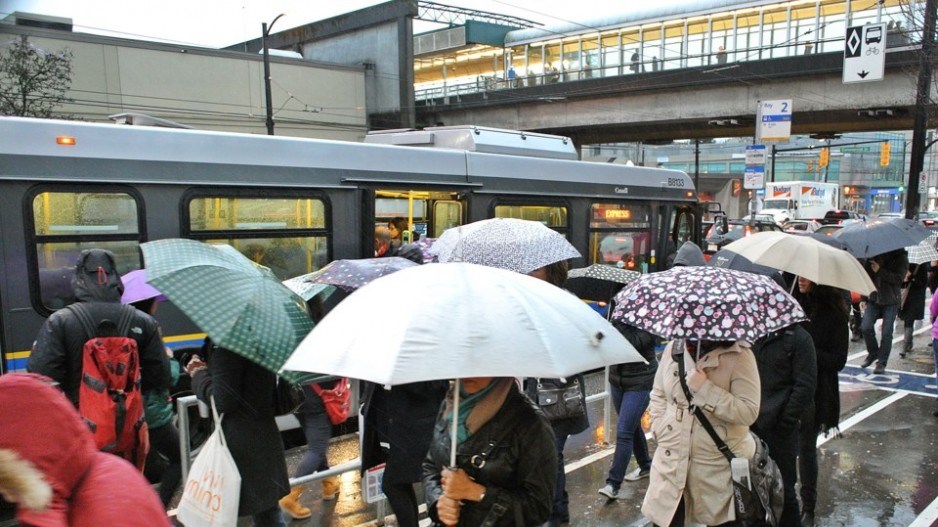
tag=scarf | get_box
[445,378,514,445]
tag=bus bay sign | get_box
[844,23,886,83]
[756,99,792,143]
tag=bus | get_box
[0,117,698,375]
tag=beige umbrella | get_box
[721,231,876,295]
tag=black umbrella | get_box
[834,218,931,258]
[564,264,641,302]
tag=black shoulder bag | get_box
[674,342,782,527]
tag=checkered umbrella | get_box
[905,233,938,265]
[140,239,314,380]
[565,264,641,302]
[430,218,581,274]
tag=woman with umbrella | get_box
[898,261,930,358]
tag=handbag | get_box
[274,377,306,416]
[312,377,351,425]
[536,377,586,421]
[177,397,241,527]
[675,344,784,526]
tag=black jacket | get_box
[795,291,850,433]
[866,249,909,305]
[28,249,170,406]
[751,325,817,437]
[899,262,930,322]
[423,385,556,527]
[608,322,658,392]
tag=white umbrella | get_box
[905,233,938,265]
[429,218,581,274]
[721,231,876,295]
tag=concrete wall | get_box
[0,26,368,141]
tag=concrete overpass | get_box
[416,48,931,146]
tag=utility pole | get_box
[905,0,937,218]
[262,14,285,136]
[694,139,701,194]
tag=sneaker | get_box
[872,363,886,375]
[598,484,619,499]
[624,467,651,481]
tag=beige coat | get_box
[641,341,761,526]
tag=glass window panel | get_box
[432,201,463,237]
[33,192,139,236]
[36,240,141,310]
[494,205,568,227]
[582,38,599,78]
[589,203,652,269]
[189,197,325,231]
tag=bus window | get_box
[30,190,142,311]
[187,194,329,280]
[493,204,568,230]
[432,200,462,237]
[588,203,652,272]
[375,189,463,240]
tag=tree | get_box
[0,35,73,118]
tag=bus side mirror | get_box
[716,216,728,235]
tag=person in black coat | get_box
[422,377,557,527]
[361,379,449,527]
[792,278,849,527]
[751,324,817,527]
[899,262,930,357]
[187,342,289,527]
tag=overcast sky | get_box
[4,0,680,48]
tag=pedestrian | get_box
[597,320,657,500]
[930,290,938,417]
[792,277,849,527]
[898,262,929,357]
[186,340,290,526]
[630,51,640,72]
[422,377,557,526]
[642,339,761,527]
[860,248,909,373]
[389,217,407,246]
[652,56,660,71]
[0,373,169,526]
[27,249,171,409]
[716,46,727,64]
[669,240,706,268]
[376,225,394,257]
[361,379,449,527]
[751,321,817,527]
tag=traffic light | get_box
[819,147,830,168]
[880,141,891,166]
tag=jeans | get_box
[149,422,182,507]
[606,386,651,488]
[251,504,286,526]
[861,302,899,366]
[550,434,569,523]
[295,411,331,477]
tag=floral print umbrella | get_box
[306,256,419,291]
[611,266,806,343]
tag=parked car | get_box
[813,224,843,237]
[818,209,865,225]
[916,211,938,230]
[783,219,822,233]
[704,216,783,256]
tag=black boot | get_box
[801,510,816,527]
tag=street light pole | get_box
[262,14,285,136]
[905,0,937,218]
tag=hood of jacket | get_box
[71,249,124,303]
[0,373,96,519]
[673,241,706,267]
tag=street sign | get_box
[843,23,886,84]
[756,99,792,143]
[745,144,767,165]
[744,166,765,189]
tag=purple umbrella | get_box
[306,257,420,291]
[611,266,806,343]
[120,269,166,304]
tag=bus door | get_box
[373,187,466,252]
[657,203,698,270]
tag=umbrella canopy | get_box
[565,264,641,302]
[281,276,336,302]
[140,239,314,378]
[429,218,581,274]
[304,257,419,291]
[611,266,807,342]
[281,262,642,386]
[120,269,166,304]
[834,218,932,258]
[905,233,938,265]
[707,249,779,277]
[720,231,876,295]
[413,237,438,263]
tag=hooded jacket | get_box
[672,241,707,267]
[751,325,817,436]
[28,250,171,406]
[0,373,168,527]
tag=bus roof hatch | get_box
[364,125,578,160]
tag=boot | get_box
[322,476,340,501]
[801,510,816,527]
[279,486,311,520]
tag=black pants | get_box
[761,427,802,527]
[654,497,745,527]
[149,422,182,507]
[382,481,419,527]
[798,403,819,514]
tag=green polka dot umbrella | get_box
[140,239,315,381]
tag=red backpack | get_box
[68,303,149,471]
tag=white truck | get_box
[757,181,839,225]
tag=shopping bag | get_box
[177,397,241,527]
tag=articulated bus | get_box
[0,117,698,375]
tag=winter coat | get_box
[28,249,171,406]
[899,262,930,322]
[795,293,849,433]
[0,373,168,527]
[672,241,706,267]
[361,380,449,484]
[190,346,289,516]
[144,359,180,429]
[608,322,658,392]
[751,325,817,437]
[865,249,909,305]
[642,341,760,526]
[523,375,589,438]
[423,381,556,527]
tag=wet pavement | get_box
[219,322,938,527]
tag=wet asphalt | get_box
[218,321,938,527]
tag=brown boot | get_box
[279,486,311,520]
[322,476,340,501]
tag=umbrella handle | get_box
[450,379,460,467]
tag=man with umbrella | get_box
[860,248,909,374]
